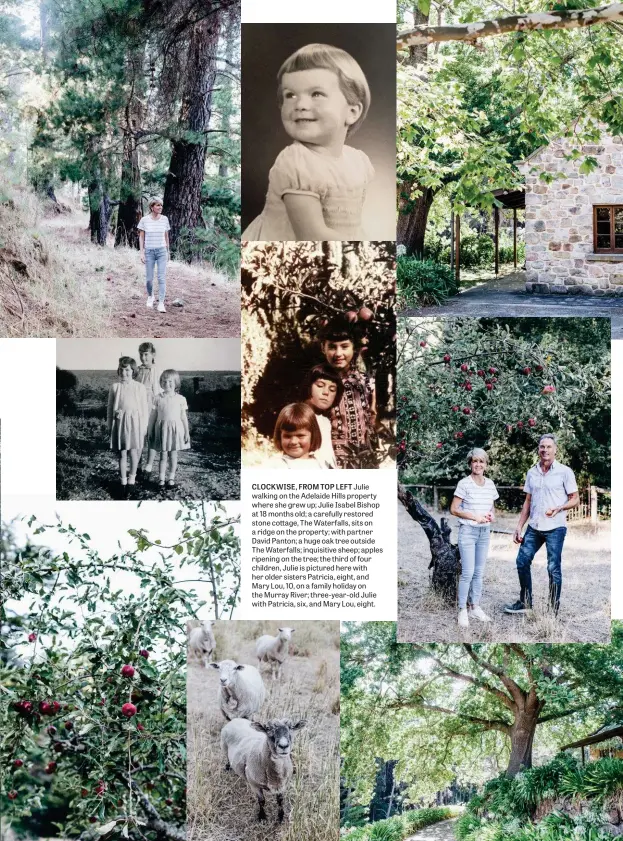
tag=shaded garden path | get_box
[405,818,458,841]
[403,270,623,337]
[41,212,239,338]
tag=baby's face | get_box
[280,68,361,146]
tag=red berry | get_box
[528,418,536,427]
[460,364,468,372]
[139,649,149,659]
[13,759,24,768]
[522,367,531,375]
[463,408,471,415]
[419,341,426,347]
[122,703,137,718]
[28,633,37,642]
[486,383,493,391]
[443,354,451,363]
[121,665,135,679]
[8,790,18,800]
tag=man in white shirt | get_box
[504,434,579,616]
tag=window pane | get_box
[615,235,623,249]
[596,207,611,222]
[597,221,611,234]
[597,235,611,248]
[615,208,623,233]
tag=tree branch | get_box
[397,3,623,49]
[537,703,596,724]
[464,644,527,707]
[387,697,511,734]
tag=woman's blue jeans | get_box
[458,524,491,609]
[145,247,167,301]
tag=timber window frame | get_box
[593,205,623,253]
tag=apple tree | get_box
[397,317,610,489]
[0,502,240,840]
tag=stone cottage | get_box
[519,128,623,295]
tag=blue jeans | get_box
[516,525,566,609]
[457,525,490,609]
[145,247,167,301]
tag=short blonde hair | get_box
[467,448,489,468]
[160,368,180,391]
[277,43,370,134]
[148,198,163,211]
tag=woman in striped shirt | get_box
[138,199,171,313]
[450,448,499,629]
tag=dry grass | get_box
[187,620,340,841]
[397,504,611,643]
[0,181,239,338]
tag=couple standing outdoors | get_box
[451,434,579,629]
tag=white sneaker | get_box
[470,605,492,622]
[146,296,154,308]
[458,609,469,628]
[157,301,166,313]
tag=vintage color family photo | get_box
[56,338,240,500]
[241,23,396,241]
[241,240,395,469]
[397,316,611,643]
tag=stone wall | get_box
[519,131,623,295]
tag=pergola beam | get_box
[397,3,623,49]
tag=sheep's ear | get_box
[235,664,245,671]
[278,627,283,632]
[290,628,295,633]
[289,719,307,731]
[209,663,220,670]
[251,722,268,733]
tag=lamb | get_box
[209,659,266,721]
[255,627,295,681]
[187,621,216,667]
[221,717,306,822]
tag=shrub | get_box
[455,812,483,839]
[368,816,404,841]
[459,233,495,268]
[397,256,459,307]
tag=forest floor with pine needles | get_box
[397,503,611,644]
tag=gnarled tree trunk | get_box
[115,46,145,249]
[163,13,221,255]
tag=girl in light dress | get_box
[243,43,374,241]
[268,403,328,469]
[135,341,161,471]
[146,369,190,488]
[303,364,342,469]
[107,356,149,498]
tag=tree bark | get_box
[397,3,623,49]
[88,179,112,247]
[163,13,221,255]
[507,708,538,776]
[115,47,145,249]
[397,182,435,257]
[398,484,459,601]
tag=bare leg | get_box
[159,451,167,485]
[119,450,128,483]
[145,448,158,472]
[168,450,178,482]
[128,449,139,484]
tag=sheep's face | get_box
[253,719,306,757]
[277,627,295,641]
[209,659,244,687]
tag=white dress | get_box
[266,452,326,469]
[315,414,338,469]
[243,142,374,241]
[107,381,149,451]
[148,393,190,452]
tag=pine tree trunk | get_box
[163,14,221,255]
[88,179,112,247]
[115,47,145,249]
[217,8,237,180]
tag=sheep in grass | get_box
[187,621,216,667]
[255,627,295,681]
[209,660,266,721]
[221,717,306,822]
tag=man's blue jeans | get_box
[145,247,167,301]
[516,524,567,609]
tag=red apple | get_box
[517,421,524,429]
[166,798,173,806]
[89,817,97,824]
[536,364,543,372]
[7,791,18,800]
[486,383,493,391]
[528,418,536,427]
[64,721,73,730]
[463,408,472,415]
[47,726,57,736]
[522,367,531,375]
[460,364,468,372]
[443,354,451,363]
[122,703,137,718]
[81,788,89,797]
[345,311,358,323]
[542,385,556,394]
[436,442,443,449]
[28,633,37,642]
[51,701,61,714]
[465,383,473,391]
[505,424,513,433]
[419,340,426,347]
[121,665,135,679]
[139,649,149,659]
[137,723,145,732]
[53,743,64,753]
[454,432,464,439]
[488,367,497,374]
[39,701,51,715]
[477,369,485,377]
[358,307,374,321]
[451,405,459,412]
[13,759,23,768]
[45,762,57,773]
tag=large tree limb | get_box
[537,702,596,724]
[464,644,527,707]
[387,697,512,734]
[397,3,623,49]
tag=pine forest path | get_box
[405,269,623,337]
[41,212,240,338]
[404,818,458,841]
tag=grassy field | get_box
[56,370,240,500]
[397,504,610,644]
[187,621,340,841]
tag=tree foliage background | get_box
[0,502,240,840]
[397,317,610,489]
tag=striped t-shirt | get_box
[453,476,499,526]
[137,214,170,249]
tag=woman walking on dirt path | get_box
[138,199,170,313]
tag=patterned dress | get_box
[330,369,375,468]
[136,365,161,409]
[107,381,149,451]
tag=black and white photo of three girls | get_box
[56,338,240,501]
